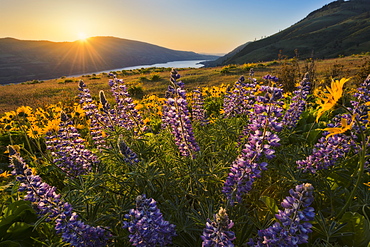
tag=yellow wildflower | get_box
[315,78,350,122]
[148,95,157,101]
[51,104,63,113]
[320,114,356,139]
[0,171,12,178]
[75,124,85,130]
[27,116,38,122]
[71,103,86,119]
[135,104,144,110]
[2,111,16,121]
[16,106,33,117]
[43,119,61,133]
[364,182,370,190]
[101,131,107,138]
[27,125,44,139]
[143,118,151,125]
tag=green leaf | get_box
[0,200,37,238]
[260,196,279,215]
[0,240,21,247]
[338,212,370,247]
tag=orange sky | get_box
[0,0,331,54]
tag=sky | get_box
[0,0,333,54]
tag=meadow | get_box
[0,54,369,247]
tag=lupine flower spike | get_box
[192,87,209,125]
[117,134,139,165]
[162,68,200,157]
[45,112,99,177]
[282,72,311,129]
[109,77,145,132]
[8,145,111,247]
[249,183,315,246]
[201,207,236,247]
[78,80,109,150]
[123,194,177,246]
[223,75,257,118]
[223,76,284,205]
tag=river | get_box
[68,60,206,77]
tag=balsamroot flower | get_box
[123,194,177,247]
[319,114,357,139]
[162,69,200,157]
[201,207,236,247]
[249,183,315,246]
[282,73,311,129]
[223,82,284,205]
[8,146,111,247]
[45,112,99,177]
[315,77,350,121]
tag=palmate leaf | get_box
[260,195,279,216]
[0,240,21,247]
[338,212,370,247]
[0,200,37,235]
[0,200,39,246]
[312,211,352,240]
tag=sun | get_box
[78,32,88,41]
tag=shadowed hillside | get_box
[0,36,218,84]
[206,0,370,66]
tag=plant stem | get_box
[336,107,367,220]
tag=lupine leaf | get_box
[339,212,370,247]
[260,195,279,215]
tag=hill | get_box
[206,0,370,66]
[0,36,218,84]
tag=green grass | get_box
[0,54,369,115]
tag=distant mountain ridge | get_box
[0,36,218,84]
[207,0,370,66]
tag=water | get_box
[70,60,206,77]
[117,60,206,71]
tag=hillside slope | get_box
[214,0,370,65]
[0,36,217,84]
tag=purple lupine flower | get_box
[352,74,370,125]
[123,194,177,247]
[162,69,200,157]
[249,183,315,247]
[296,114,358,173]
[8,146,111,246]
[78,80,109,150]
[201,207,236,247]
[109,77,145,132]
[118,135,139,165]
[223,76,257,118]
[263,74,279,83]
[223,83,284,205]
[282,73,311,129]
[191,87,209,125]
[297,75,370,173]
[45,112,99,177]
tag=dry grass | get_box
[0,54,369,115]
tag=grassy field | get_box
[1,54,369,116]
